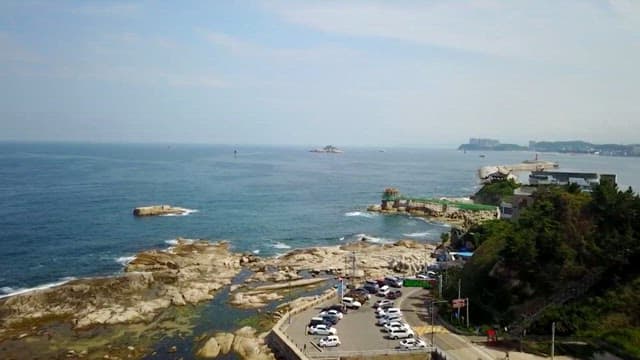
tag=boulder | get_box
[215,332,235,354]
[197,337,221,358]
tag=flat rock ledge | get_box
[132,205,188,216]
[0,239,242,335]
[246,239,436,283]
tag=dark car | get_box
[384,276,403,288]
[309,317,333,327]
[322,304,347,314]
[320,314,339,325]
[386,290,403,299]
[364,280,379,294]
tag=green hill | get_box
[444,181,640,358]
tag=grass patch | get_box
[237,313,276,333]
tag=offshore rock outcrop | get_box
[132,205,189,216]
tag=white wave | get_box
[252,249,260,254]
[0,278,76,299]
[160,208,199,217]
[344,211,376,218]
[356,234,395,244]
[339,237,345,241]
[164,238,194,246]
[272,241,291,249]
[115,256,136,266]
[403,232,432,238]
[0,286,18,295]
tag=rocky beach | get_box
[0,236,436,359]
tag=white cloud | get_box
[205,31,361,63]
[71,3,141,16]
[267,0,639,67]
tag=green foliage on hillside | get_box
[472,179,520,206]
[446,181,640,356]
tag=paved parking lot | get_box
[283,286,428,356]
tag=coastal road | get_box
[402,287,496,360]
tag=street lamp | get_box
[430,300,448,346]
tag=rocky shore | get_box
[0,237,436,359]
[367,202,498,229]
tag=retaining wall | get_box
[267,289,338,360]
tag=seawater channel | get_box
[144,269,340,359]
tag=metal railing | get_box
[307,346,433,359]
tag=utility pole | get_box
[438,274,443,298]
[288,279,292,325]
[352,251,356,281]
[424,240,428,273]
[457,278,462,322]
[466,298,470,328]
[431,301,435,346]
[551,322,556,360]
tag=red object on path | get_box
[486,328,497,343]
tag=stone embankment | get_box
[132,205,188,216]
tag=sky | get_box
[0,0,639,147]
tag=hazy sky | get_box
[1,1,639,146]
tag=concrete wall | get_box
[267,289,337,360]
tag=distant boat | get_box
[479,154,486,158]
[310,145,343,153]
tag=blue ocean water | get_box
[1,142,639,296]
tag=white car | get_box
[383,321,410,332]
[416,271,437,279]
[342,296,362,309]
[376,307,402,318]
[308,324,337,335]
[388,328,414,340]
[399,338,427,349]
[373,299,394,308]
[377,285,390,296]
[319,335,341,347]
[318,309,344,319]
[377,314,403,325]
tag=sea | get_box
[1,142,640,298]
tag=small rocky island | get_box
[368,188,499,229]
[309,145,343,153]
[133,205,190,216]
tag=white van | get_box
[342,296,362,309]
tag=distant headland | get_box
[459,138,640,157]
